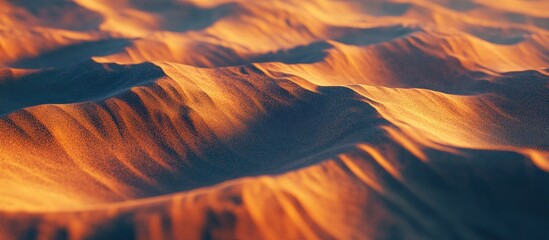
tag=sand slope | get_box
[1,0,549,239]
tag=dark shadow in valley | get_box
[189,25,419,67]
[129,0,238,32]
[465,25,532,45]
[8,0,104,31]
[331,25,420,46]
[360,1,411,17]
[0,60,164,117]
[10,39,133,69]
[249,41,332,64]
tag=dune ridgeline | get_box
[1,0,549,239]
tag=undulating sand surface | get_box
[1,0,549,239]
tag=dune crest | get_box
[1,0,549,239]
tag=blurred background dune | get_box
[0,0,548,239]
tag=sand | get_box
[0,0,549,239]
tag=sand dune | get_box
[1,0,549,239]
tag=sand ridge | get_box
[0,0,549,239]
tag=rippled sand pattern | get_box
[1,0,549,239]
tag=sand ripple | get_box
[1,0,548,239]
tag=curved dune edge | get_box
[2,130,549,239]
[1,0,549,239]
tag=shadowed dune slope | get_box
[1,0,549,239]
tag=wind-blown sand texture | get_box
[1,0,549,239]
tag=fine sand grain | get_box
[1,0,549,239]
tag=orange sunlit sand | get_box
[1,0,549,239]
